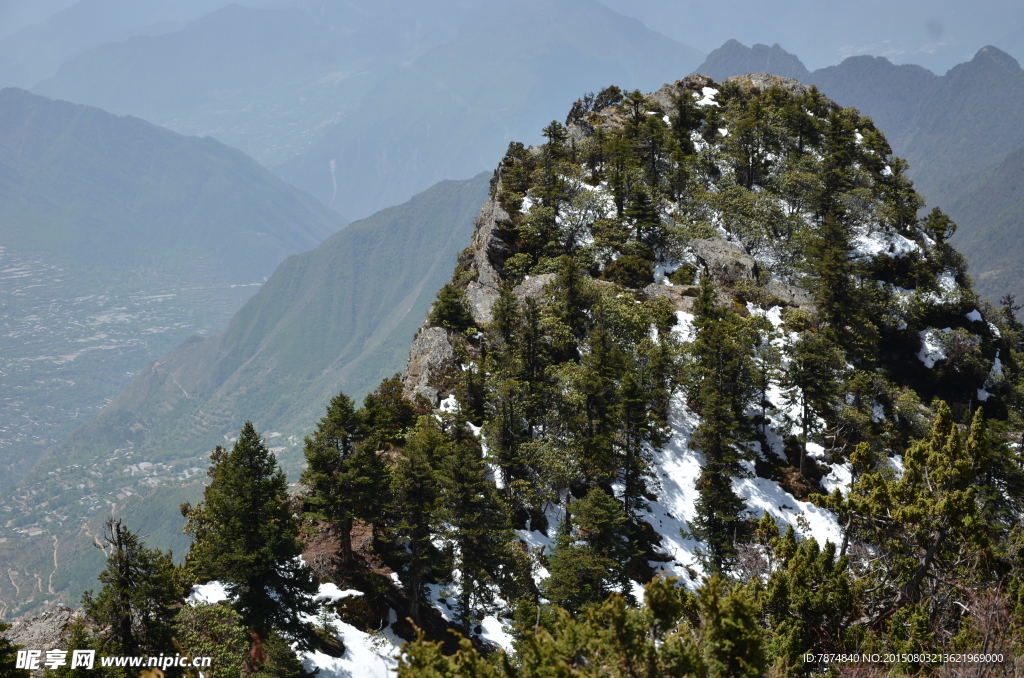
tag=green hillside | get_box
[0,87,346,493]
[0,173,488,617]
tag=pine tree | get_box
[81,518,180,660]
[782,320,845,477]
[0,622,30,678]
[685,278,756,571]
[435,413,521,627]
[542,487,637,613]
[300,391,386,567]
[389,415,444,627]
[182,422,317,648]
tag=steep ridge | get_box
[269,73,1018,672]
[0,87,346,493]
[0,174,488,618]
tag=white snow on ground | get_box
[733,470,842,547]
[718,127,729,137]
[187,581,229,605]
[965,309,983,322]
[978,389,993,401]
[314,583,363,603]
[298,582,401,678]
[644,394,704,583]
[673,311,696,342]
[439,394,458,413]
[298,620,399,678]
[853,229,919,258]
[917,328,950,368]
[819,462,853,495]
[479,616,515,652]
[694,87,719,107]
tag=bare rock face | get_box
[765,282,816,309]
[643,283,697,312]
[513,274,556,301]
[691,238,758,286]
[465,281,499,325]
[3,605,79,652]
[402,323,457,405]
[462,194,512,326]
[725,72,811,96]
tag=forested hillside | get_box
[7,73,1024,677]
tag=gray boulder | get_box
[691,238,758,286]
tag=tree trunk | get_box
[340,517,353,567]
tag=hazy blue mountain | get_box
[0,0,77,40]
[0,0,255,89]
[944,145,1024,305]
[691,39,809,81]
[0,87,346,493]
[0,173,489,617]
[275,0,704,219]
[805,55,937,150]
[896,46,1024,196]
[32,0,481,167]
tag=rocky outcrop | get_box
[402,323,458,405]
[643,283,698,312]
[725,72,811,96]
[3,605,79,653]
[691,238,758,286]
[465,281,499,325]
[765,282,816,309]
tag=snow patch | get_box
[917,328,950,368]
[298,619,399,678]
[187,581,229,605]
[965,309,983,322]
[314,583,363,603]
[853,229,919,258]
[478,616,515,652]
[694,87,719,107]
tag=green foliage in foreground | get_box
[400,575,764,678]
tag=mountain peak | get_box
[970,45,1021,71]
[692,39,809,82]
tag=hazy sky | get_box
[601,0,1024,72]
[2,0,1022,74]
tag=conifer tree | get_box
[0,622,30,678]
[182,422,317,647]
[542,487,636,613]
[435,412,521,627]
[782,321,845,476]
[300,391,386,567]
[685,278,756,571]
[389,415,445,627]
[81,518,180,660]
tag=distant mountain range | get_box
[32,0,704,219]
[690,40,1024,306]
[0,88,346,493]
[0,0,258,89]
